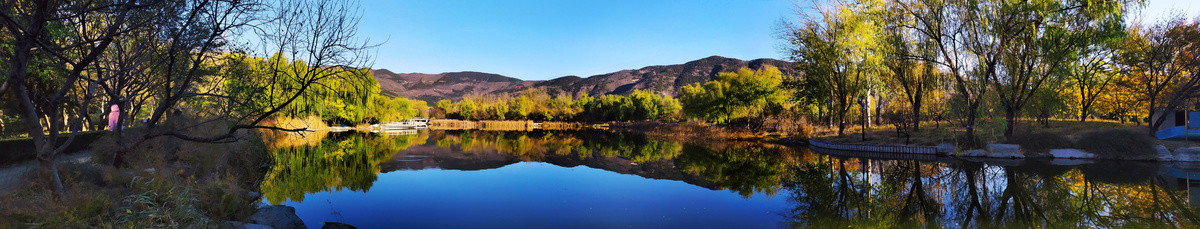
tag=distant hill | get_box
[372,56,795,103]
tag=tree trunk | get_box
[964,106,978,142]
[38,156,66,198]
[1004,108,1017,137]
[912,96,922,132]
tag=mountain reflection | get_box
[260,130,1200,227]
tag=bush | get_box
[1004,132,1073,155]
[1076,129,1157,160]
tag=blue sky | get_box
[357,0,1198,81]
[357,0,797,80]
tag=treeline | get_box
[433,67,793,125]
[224,54,428,125]
[435,89,682,122]
[780,0,1200,138]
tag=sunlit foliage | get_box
[223,53,427,125]
[677,67,788,124]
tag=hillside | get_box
[373,56,795,103]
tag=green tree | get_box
[678,67,787,124]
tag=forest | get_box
[778,0,1200,141]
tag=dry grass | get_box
[607,121,807,144]
[0,116,269,228]
[263,116,328,131]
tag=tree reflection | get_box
[261,132,428,204]
[256,129,1200,227]
[432,130,682,163]
[676,143,802,197]
[780,152,1200,228]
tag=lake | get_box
[260,129,1200,228]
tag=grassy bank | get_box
[812,119,1200,150]
[608,121,812,144]
[0,119,274,228]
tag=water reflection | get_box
[261,130,1200,227]
[262,132,428,204]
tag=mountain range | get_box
[370,55,796,103]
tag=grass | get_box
[0,117,269,228]
[1003,132,1074,155]
[1076,129,1158,160]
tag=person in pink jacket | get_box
[107,104,120,131]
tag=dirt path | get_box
[0,151,94,196]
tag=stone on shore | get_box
[936,143,956,155]
[986,144,1024,158]
[960,149,988,157]
[1157,145,1175,161]
[1049,149,1094,159]
[1173,147,1200,161]
[250,205,307,229]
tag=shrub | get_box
[1004,132,1073,155]
[1076,129,1157,160]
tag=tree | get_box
[1,0,160,198]
[0,0,377,198]
[1068,44,1120,122]
[879,3,940,132]
[783,2,878,136]
[989,0,1130,137]
[678,67,787,124]
[1121,16,1200,134]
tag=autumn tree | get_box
[783,2,878,136]
[1120,16,1200,134]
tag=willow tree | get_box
[783,2,880,136]
[678,67,787,124]
[880,1,940,132]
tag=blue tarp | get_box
[1158,125,1200,140]
[1191,111,1200,129]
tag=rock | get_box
[1049,149,1095,159]
[935,143,956,155]
[322,222,358,229]
[1157,145,1175,161]
[223,221,273,229]
[250,205,306,229]
[1173,147,1200,161]
[959,149,988,157]
[986,144,1023,158]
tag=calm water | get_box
[261,130,1200,228]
